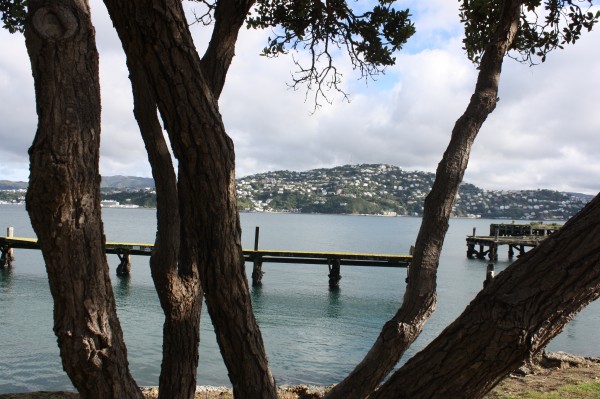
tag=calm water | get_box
[0,205,598,392]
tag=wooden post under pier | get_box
[0,227,14,269]
[328,258,341,289]
[490,243,498,261]
[406,245,415,283]
[251,226,264,286]
[116,251,131,276]
[483,261,495,288]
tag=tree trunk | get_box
[325,1,522,398]
[102,1,277,398]
[128,60,202,399]
[23,1,142,398]
[371,193,600,398]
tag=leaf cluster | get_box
[0,0,27,33]
[246,0,415,107]
[461,0,600,64]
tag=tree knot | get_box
[32,5,78,41]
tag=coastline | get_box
[1,353,598,399]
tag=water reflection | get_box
[114,275,132,303]
[0,267,13,289]
[251,284,264,312]
[326,287,341,318]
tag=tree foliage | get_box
[461,0,600,63]
[246,0,415,105]
[0,0,26,33]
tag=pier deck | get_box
[0,235,411,288]
[466,235,546,260]
[466,223,558,261]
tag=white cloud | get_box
[466,22,600,194]
[0,2,598,195]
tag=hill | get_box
[0,180,27,190]
[236,164,589,220]
[0,165,592,219]
[100,175,155,189]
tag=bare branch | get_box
[247,0,414,107]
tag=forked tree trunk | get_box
[102,1,277,398]
[128,60,202,399]
[371,193,600,398]
[325,1,522,398]
[23,1,142,398]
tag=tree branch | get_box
[372,193,600,399]
[324,1,522,398]
[200,0,256,98]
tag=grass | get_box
[485,365,600,399]
[489,380,600,398]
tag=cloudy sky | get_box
[0,1,599,195]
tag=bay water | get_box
[0,204,598,393]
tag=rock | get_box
[541,351,588,369]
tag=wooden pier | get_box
[245,249,410,287]
[466,223,559,261]
[0,226,411,288]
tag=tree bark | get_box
[102,1,277,398]
[200,0,256,98]
[325,1,522,398]
[128,60,202,399]
[371,193,600,399]
[23,1,142,398]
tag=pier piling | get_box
[116,251,131,276]
[0,227,14,269]
[328,258,341,289]
[251,226,264,286]
[484,261,495,288]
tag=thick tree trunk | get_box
[371,193,600,398]
[128,61,202,399]
[325,2,522,398]
[23,1,142,398]
[103,1,277,398]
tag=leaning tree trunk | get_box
[23,1,142,398]
[102,1,277,398]
[128,60,202,399]
[325,1,522,398]
[371,193,600,398]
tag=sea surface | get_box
[0,204,598,393]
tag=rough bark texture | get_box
[325,2,522,398]
[23,1,142,398]
[200,0,255,98]
[129,60,202,399]
[371,193,600,399]
[102,1,277,398]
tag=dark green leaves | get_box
[461,0,600,65]
[0,0,27,33]
[248,0,414,66]
[247,1,415,106]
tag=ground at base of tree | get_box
[1,354,598,399]
[484,355,600,399]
